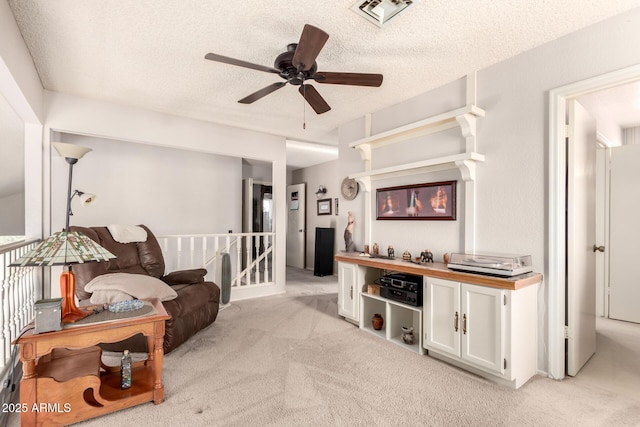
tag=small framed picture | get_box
[317,198,332,215]
[335,198,339,215]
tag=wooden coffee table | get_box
[16,299,170,426]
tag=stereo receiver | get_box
[379,273,423,306]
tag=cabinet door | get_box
[338,262,357,321]
[460,284,505,374]
[424,278,460,358]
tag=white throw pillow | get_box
[85,273,177,302]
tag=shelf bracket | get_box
[456,113,477,152]
[355,144,372,166]
[356,175,372,193]
[455,159,476,182]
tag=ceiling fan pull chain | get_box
[303,85,307,129]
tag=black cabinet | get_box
[314,227,335,277]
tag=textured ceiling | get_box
[7,0,640,148]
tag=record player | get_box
[447,253,532,277]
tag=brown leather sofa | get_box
[70,225,220,354]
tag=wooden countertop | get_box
[335,252,542,290]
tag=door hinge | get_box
[504,358,507,370]
[563,325,569,339]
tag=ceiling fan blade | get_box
[299,84,331,114]
[205,53,281,74]
[238,82,287,104]
[292,25,329,72]
[314,72,383,87]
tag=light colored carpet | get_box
[7,270,640,426]
[68,290,640,426]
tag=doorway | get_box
[242,178,273,272]
[548,64,640,380]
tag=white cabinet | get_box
[424,277,461,358]
[460,283,505,374]
[335,253,541,389]
[424,277,537,389]
[338,262,377,324]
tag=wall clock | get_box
[341,177,359,201]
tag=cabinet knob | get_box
[592,244,605,253]
[454,311,459,332]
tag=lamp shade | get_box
[52,142,92,160]
[10,231,115,267]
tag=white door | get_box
[461,283,505,374]
[609,144,640,323]
[286,183,306,268]
[424,278,460,358]
[566,99,597,376]
[338,262,357,320]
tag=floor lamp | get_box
[10,142,116,322]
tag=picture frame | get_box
[317,198,332,215]
[376,180,457,220]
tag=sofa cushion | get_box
[161,268,207,285]
[85,273,177,302]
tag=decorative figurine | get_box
[443,253,450,264]
[420,249,434,263]
[344,211,355,252]
[387,245,395,258]
[402,250,411,261]
[364,244,370,254]
[373,243,379,255]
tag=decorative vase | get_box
[443,253,450,264]
[401,326,415,344]
[371,313,384,330]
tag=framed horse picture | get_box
[376,181,456,220]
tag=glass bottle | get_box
[121,349,132,389]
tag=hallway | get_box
[572,316,640,403]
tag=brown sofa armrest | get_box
[161,268,208,285]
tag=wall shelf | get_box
[349,104,485,164]
[350,152,485,189]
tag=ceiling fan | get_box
[204,24,383,115]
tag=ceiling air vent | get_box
[350,0,414,28]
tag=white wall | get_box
[51,134,242,236]
[242,161,273,183]
[291,159,340,270]
[0,1,44,241]
[331,7,640,375]
[0,192,24,235]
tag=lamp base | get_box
[60,270,90,323]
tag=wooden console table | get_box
[16,299,170,426]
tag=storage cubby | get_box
[360,292,424,355]
[360,293,387,339]
[387,300,422,353]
